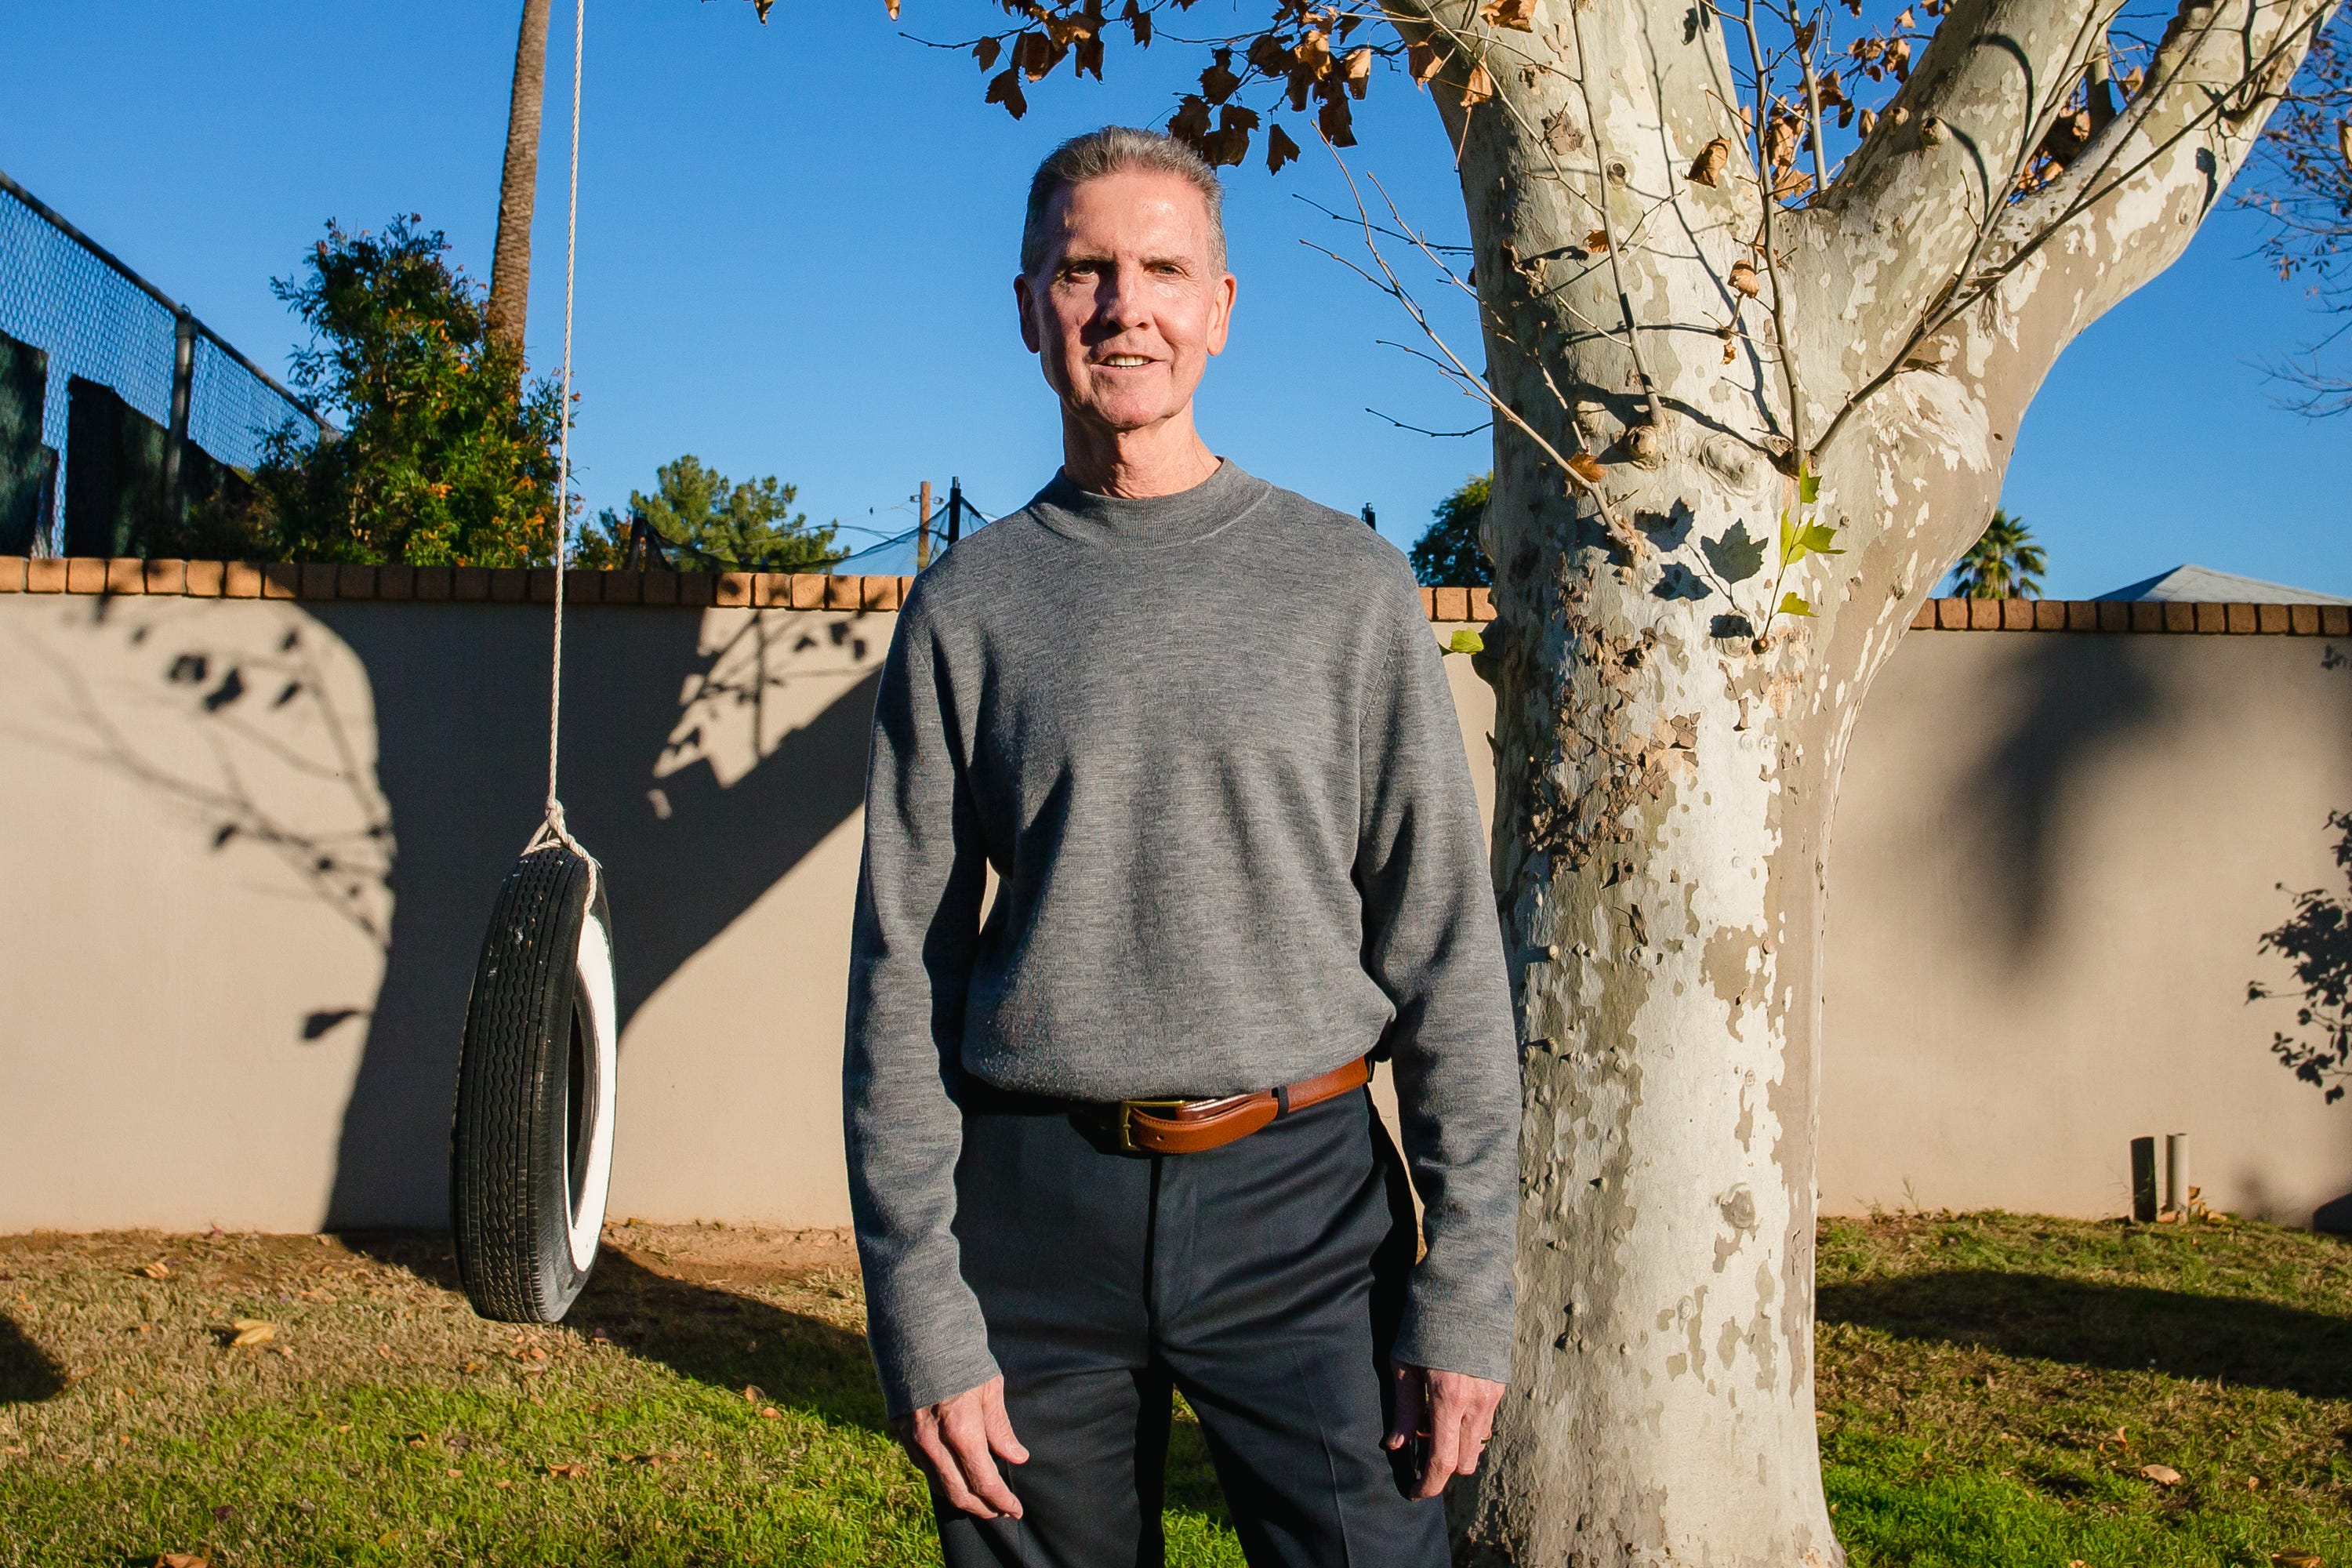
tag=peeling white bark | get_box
[1377,0,2337,1558]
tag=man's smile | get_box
[1097,354,1153,367]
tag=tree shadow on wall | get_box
[16,595,884,1230]
[1819,1266,2352,1400]
[311,604,884,1227]
[1951,634,2164,966]
[2247,644,2352,1230]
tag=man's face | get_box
[1016,169,1236,438]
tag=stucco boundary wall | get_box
[3,558,2350,1236]
[4,554,2350,639]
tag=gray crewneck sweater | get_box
[843,459,1519,1415]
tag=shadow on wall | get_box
[1819,1265,2352,1399]
[1951,634,2165,967]
[2249,645,2352,1229]
[19,594,884,1229]
[310,604,884,1227]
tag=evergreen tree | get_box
[579,455,844,572]
[1409,472,1492,587]
[241,216,564,566]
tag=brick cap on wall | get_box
[0,561,2336,635]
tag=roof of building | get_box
[2092,564,2350,605]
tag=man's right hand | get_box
[891,1375,1031,1519]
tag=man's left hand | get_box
[1385,1363,1505,1499]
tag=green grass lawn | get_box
[1818,1210,2352,1567]
[3,1211,2350,1565]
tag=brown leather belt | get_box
[1109,1055,1372,1156]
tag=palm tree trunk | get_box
[486,0,554,358]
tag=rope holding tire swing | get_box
[530,0,590,872]
[452,0,621,1327]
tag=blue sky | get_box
[2,1,2342,597]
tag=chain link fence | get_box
[0,166,325,557]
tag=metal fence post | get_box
[162,307,196,528]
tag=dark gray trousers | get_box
[938,1085,1450,1568]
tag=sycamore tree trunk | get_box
[1377,0,2340,1558]
[488,0,554,355]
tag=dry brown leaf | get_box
[1729,260,1762,297]
[1687,136,1731,187]
[2139,1464,2183,1486]
[2272,1551,2321,1568]
[1479,0,1537,29]
[984,67,1029,121]
[1566,453,1608,485]
[1266,122,1302,173]
[547,1461,589,1479]
[1583,229,1610,253]
[760,1406,782,1419]
[1722,339,1738,364]
[1460,63,1495,107]
[155,1556,208,1568]
[1200,53,1241,104]
[1408,40,1445,86]
[1318,96,1357,147]
[1341,47,1373,98]
[138,1262,170,1280]
[228,1319,275,1348]
[743,1385,768,1403]
[2337,122,2352,175]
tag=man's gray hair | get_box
[1020,127,1227,277]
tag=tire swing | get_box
[451,0,614,1324]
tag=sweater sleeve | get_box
[1355,571,1522,1385]
[843,584,999,1416]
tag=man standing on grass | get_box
[843,125,1519,1568]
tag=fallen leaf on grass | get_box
[2272,1552,2321,1568]
[493,1478,513,1489]
[445,1468,462,1479]
[227,1319,274,1348]
[546,1461,589,1479]
[296,1289,335,1304]
[760,1407,781,1420]
[743,1385,768,1404]
[154,1555,207,1568]
[2138,1464,2183,1486]
[137,1262,171,1280]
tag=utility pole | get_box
[916,480,933,570]
[160,308,197,538]
[946,476,964,546]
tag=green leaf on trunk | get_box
[1447,627,1486,655]
[1702,521,1768,584]
[1779,508,1806,566]
[1798,467,1821,505]
[1778,591,1815,617]
[1798,521,1844,557]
